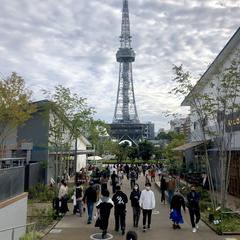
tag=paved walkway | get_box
[43,175,239,240]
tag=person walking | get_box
[187,186,201,233]
[160,175,167,204]
[130,184,141,227]
[83,181,97,224]
[112,185,128,235]
[58,179,69,216]
[118,169,124,185]
[167,176,176,204]
[150,166,156,182]
[170,191,186,229]
[73,181,83,216]
[139,182,155,232]
[142,164,147,177]
[129,169,137,189]
[96,189,114,239]
[111,171,119,193]
[100,173,109,194]
[124,164,130,179]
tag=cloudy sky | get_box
[0,0,239,131]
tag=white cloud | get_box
[0,0,239,131]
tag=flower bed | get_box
[179,182,240,235]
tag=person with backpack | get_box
[112,185,128,235]
[129,169,137,189]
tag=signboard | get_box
[226,112,240,132]
[21,142,33,150]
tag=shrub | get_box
[19,231,42,240]
[29,183,57,202]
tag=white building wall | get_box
[76,138,87,171]
[189,42,240,146]
[0,194,28,240]
[77,154,87,171]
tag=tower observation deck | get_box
[110,0,145,144]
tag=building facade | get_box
[178,28,240,198]
[143,122,155,140]
[3,100,92,185]
[170,117,191,139]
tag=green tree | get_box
[138,140,154,161]
[0,73,36,156]
[116,141,130,163]
[43,85,94,180]
[162,133,185,174]
[156,131,172,141]
[85,119,110,156]
[128,146,139,161]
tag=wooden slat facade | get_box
[228,151,240,198]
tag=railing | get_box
[0,158,26,169]
[0,222,36,240]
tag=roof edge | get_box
[182,27,240,106]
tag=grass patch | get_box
[19,231,43,240]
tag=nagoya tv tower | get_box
[110,0,145,144]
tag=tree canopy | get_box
[0,73,36,156]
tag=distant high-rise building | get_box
[144,122,155,140]
[170,117,190,139]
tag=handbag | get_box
[95,217,101,227]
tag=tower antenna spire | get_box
[120,0,132,48]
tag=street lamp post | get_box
[74,137,78,183]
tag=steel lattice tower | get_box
[110,0,145,145]
[113,0,139,124]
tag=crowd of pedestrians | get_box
[56,163,201,239]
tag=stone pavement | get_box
[43,175,239,240]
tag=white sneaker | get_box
[192,228,197,233]
[196,224,199,229]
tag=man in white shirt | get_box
[139,182,155,232]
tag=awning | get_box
[173,141,205,151]
[87,156,103,161]
[49,149,95,156]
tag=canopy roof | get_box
[87,156,103,161]
[173,141,205,151]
